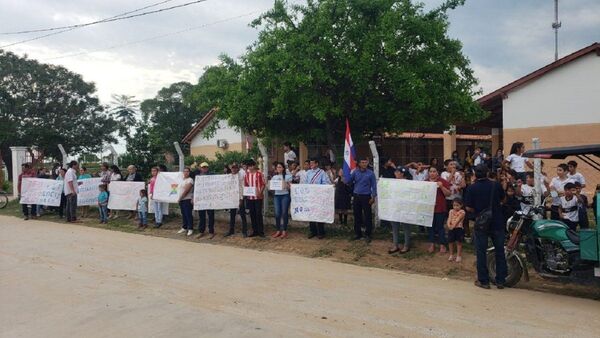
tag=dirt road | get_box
[1,216,599,337]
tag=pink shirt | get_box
[149,176,157,195]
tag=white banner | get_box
[20,178,63,207]
[108,181,146,211]
[148,197,169,215]
[77,178,102,206]
[377,178,437,227]
[193,174,239,210]
[290,184,335,224]
[152,172,184,203]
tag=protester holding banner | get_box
[64,161,80,223]
[78,166,92,218]
[194,162,216,239]
[271,162,293,239]
[148,166,165,228]
[226,163,248,237]
[109,165,122,219]
[388,167,414,254]
[177,167,194,236]
[427,167,451,253]
[99,163,112,185]
[18,163,37,220]
[303,158,332,239]
[244,160,266,237]
[347,158,377,243]
[55,168,67,218]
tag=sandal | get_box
[400,246,410,254]
[448,255,455,261]
[427,244,435,253]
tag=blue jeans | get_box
[179,199,193,230]
[475,229,507,285]
[138,211,147,225]
[392,222,411,247]
[153,200,164,224]
[428,212,447,245]
[99,205,108,222]
[274,194,291,231]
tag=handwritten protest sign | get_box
[148,197,169,215]
[290,184,334,224]
[377,178,437,227]
[77,178,102,206]
[20,178,63,206]
[152,172,184,203]
[243,186,256,197]
[269,179,283,191]
[193,174,239,210]
[108,181,145,211]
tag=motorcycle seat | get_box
[566,229,580,245]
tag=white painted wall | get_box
[190,120,242,147]
[503,53,600,129]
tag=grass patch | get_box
[310,245,335,258]
[344,241,369,261]
[402,250,427,260]
[446,267,460,276]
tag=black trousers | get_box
[247,199,264,235]
[309,222,325,236]
[229,200,248,234]
[197,210,215,233]
[22,203,37,217]
[353,194,373,237]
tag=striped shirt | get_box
[244,171,266,200]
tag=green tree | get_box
[110,94,140,137]
[215,0,485,146]
[0,49,118,163]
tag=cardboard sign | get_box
[377,178,437,227]
[290,184,335,224]
[152,172,184,203]
[148,196,169,215]
[193,174,240,210]
[243,186,257,197]
[20,178,63,207]
[269,179,283,191]
[108,181,146,211]
[77,178,102,206]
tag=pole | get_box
[368,140,380,226]
[258,141,269,218]
[552,0,561,61]
[57,144,68,168]
[173,142,184,172]
[532,138,542,206]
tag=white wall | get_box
[190,120,242,147]
[503,53,600,129]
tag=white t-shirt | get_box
[568,172,586,186]
[64,168,78,195]
[296,169,307,184]
[550,176,573,206]
[409,168,429,182]
[441,171,462,200]
[520,184,547,212]
[236,171,245,200]
[284,150,297,166]
[506,154,529,173]
[110,173,121,181]
[560,196,579,222]
[181,177,194,200]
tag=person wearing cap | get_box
[388,167,414,254]
[194,162,216,239]
[346,157,377,243]
[302,158,332,239]
[226,163,248,237]
[244,159,266,237]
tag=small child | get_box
[97,184,109,224]
[447,198,466,263]
[559,182,579,231]
[137,189,149,229]
[574,182,589,229]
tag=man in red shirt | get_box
[427,167,451,253]
[244,160,266,237]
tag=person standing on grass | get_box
[17,163,38,220]
[98,184,109,224]
[99,163,111,186]
[109,165,122,219]
[56,168,67,218]
[78,166,92,218]
[226,163,248,237]
[64,161,80,223]
[427,166,451,253]
[388,167,413,254]
[465,164,506,290]
[124,165,143,220]
[148,166,165,228]
[195,162,216,239]
[334,168,352,226]
[303,158,331,239]
[177,167,194,236]
[271,162,293,239]
[136,189,149,229]
[447,198,466,263]
[347,158,377,243]
[244,159,266,238]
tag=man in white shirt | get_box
[283,142,297,168]
[406,162,429,182]
[64,160,79,222]
[567,160,586,188]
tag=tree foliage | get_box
[110,94,140,137]
[0,49,118,160]
[202,0,485,145]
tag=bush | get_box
[1,180,12,192]
[184,151,251,173]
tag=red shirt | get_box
[432,177,450,213]
[244,171,265,200]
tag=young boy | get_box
[244,160,266,237]
[97,184,109,224]
[516,172,549,213]
[567,160,586,188]
[559,182,579,231]
[574,182,589,229]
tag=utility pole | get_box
[552,0,561,61]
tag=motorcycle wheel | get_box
[487,248,523,288]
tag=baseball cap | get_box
[200,162,209,168]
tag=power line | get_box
[0,0,178,49]
[43,11,260,61]
[1,0,206,35]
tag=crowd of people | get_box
[15,141,599,289]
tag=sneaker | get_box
[448,255,455,261]
[455,256,462,263]
[474,280,491,289]
[177,228,186,234]
[153,223,162,229]
[187,230,193,236]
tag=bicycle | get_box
[0,190,9,209]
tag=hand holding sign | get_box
[269,179,283,191]
[243,186,257,197]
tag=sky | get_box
[1,0,599,152]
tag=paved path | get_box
[1,215,599,337]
